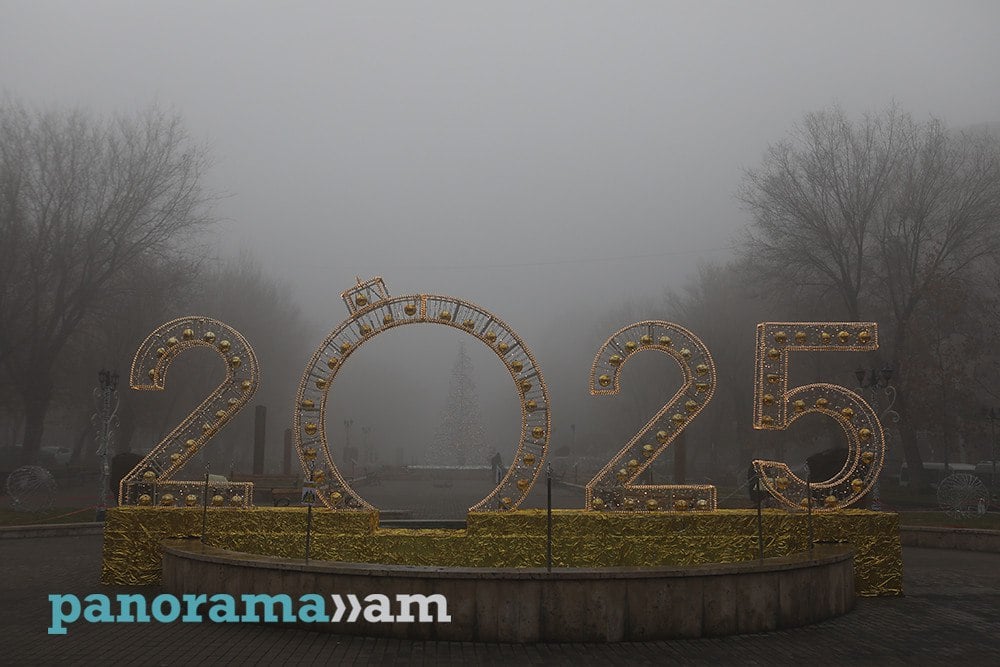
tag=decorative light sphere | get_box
[147,369,157,380]
[627,459,639,469]
[794,331,807,343]
[303,447,317,461]
[160,493,176,507]
[211,494,224,506]
[525,400,537,412]
[762,394,775,405]
[625,341,637,351]
[766,373,780,384]
[462,319,475,329]
[679,348,692,360]
[497,341,510,354]
[520,380,532,393]
[438,310,452,322]
[166,336,179,347]
[201,422,213,433]
[658,336,673,346]
[774,331,787,344]
[592,497,605,510]
[484,330,497,342]
[227,398,238,407]
[315,378,327,389]
[670,413,685,425]
[851,478,864,492]
[646,498,659,511]
[214,409,226,419]
[229,356,241,368]
[858,330,871,344]
[312,470,325,484]
[383,314,394,326]
[623,497,636,510]
[820,332,832,343]
[642,443,655,458]
[355,293,368,307]
[838,330,851,343]
[684,399,698,412]
[598,374,612,387]
[531,426,544,439]
[824,495,838,508]
[184,494,198,507]
[230,495,243,506]
[840,407,855,420]
[339,341,352,353]
[404,303,417,316]
[655,430,668,444]
[169,453,181,463]
[523,453,536,467]
[330,491,343,503]
[138,494,152,506]
[155,347,166,358]
[241,380,253,391]
[516,478,530,492]
[815,398,829,408]
[609,354,624,366]
[673,499,688,511]
[695,499,708,510]
[696,382,711,393]
[859,428,872,441]
[301,399,314,409]
[767,348,780,360]
[775,476,789,490]
[793,399,806,412]
[359,324,372,335]
[511,360,524,372]
[182,328,195,340]
[218,340,231,352]
[142,470,157,482]
[616,468,628,482]
[185,438,198,450]
[640,334,653,345]
[203,331,216,343]
[304,422,318,436]
[861,451,875,465]
[500,496,513,507]
[761,415,774,425]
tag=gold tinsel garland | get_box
[101,507,900,596]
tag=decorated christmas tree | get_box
[427,343,490,466]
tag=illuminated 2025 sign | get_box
[122,277,885,514]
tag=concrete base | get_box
[900,526,1000,553]
[161,540,856,642]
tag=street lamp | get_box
[343,419,354,476]
[985,409,999,494]
[92,370,120,522]
[854,365,898,510]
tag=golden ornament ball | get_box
[695,499,708,510]
[202,422,213,433]
[679,348,692,360]
[485,330,497,342]
[609,354,624,366]
[218,340,231,352]
[230,495,243,506]
[820,332,832,343]
[227,398,238,407]
[339,341,352,353]
[851,478,864,492]
[659,336,673,347]
[531,426,544,439]
[642,443,655,458]
[185,438,198,450]
[761,415,774,426]
[462,319,475,329]
[523,453,536,466]
[794,331,807,343]
[404,303,417,316]
[229,356,241,368]
[147,368,157,380]
[211,494,224,506]
[312,470,325,484]
[315,378,327,389]
[800,497,811,507]
[169,453,181,463]
[684,399,699,412]
[774,330,787,344]
[859,427,872,441]
[438,310,452,321]
[497,342,510,354]
[815,398,829,408]
[858,330,871,343]
[156,347,166,358]
[326,357,339,370]
[591,497,605,510]
[355,293,368,307]
[640,334,653,345]
[501,496,513,507]
[696,364,711,377]
[646,498,659,511]
[766,373,780,384]
[598,374,611,387]
[303,447,317,461]
[623,497,637,510]
[182,328,195,340]
[673,499,688,511]
[670,413,685,425]
[767,347,780,360]
[304,423,318,436]
[215,409,226,419]
[824,495,838,508]
[184,494,198,507]
[840,407,855,420]
[616,468,628,482]
[359,324,373,335]
[160,493,176,507]
[762,393,775,405]
[203,331,216,343]
[142,470,157,481]
[655,430,668,444]
[837,330,851,343]
[330,491,343,503]
[166,336,179,347]
[793,399,806,412]
[520,380,532,393]
[383,314,394,325]
[625,340,637,351]
[241,380,253,391]
[525,400,537,412]
[511,360,524,372]
[301,399,315,409]
[861,451,875,465]
[627,458,639,469]
[516,478,530,491]
[138,494,153,506]
[776,476,789,490]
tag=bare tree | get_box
[0,101,214,463]
[738,105,1000,488]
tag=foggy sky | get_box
[3,1,999,466]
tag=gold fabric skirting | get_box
[101,507,901,596]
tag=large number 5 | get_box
[587,321,717,511]
[752,322,886,510]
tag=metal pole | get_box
[546,463,553,572]
[806,481,814,552]
[201,471,209,544]
[755,491,764,561]
[305,503,313,561]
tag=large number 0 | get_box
[752,322,886,510]
[122,316,260,507]
[292,278,551,512]
[586,321,717,511]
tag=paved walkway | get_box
[3,534,999,665]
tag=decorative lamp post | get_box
[986,408,999,496]
[854,365,898,510]
[92,369,120,522]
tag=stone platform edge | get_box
[161,539,856,642]
[900,526,1000,553]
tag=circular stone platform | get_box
[161,539,855,642]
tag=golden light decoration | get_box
[752,322,886,511]
[586,320,718,512]
[293,277,551,512]
[121,316,259,507]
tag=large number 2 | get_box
[586,321,717,511]
[752,322,886,511]
[122,316,260,507]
